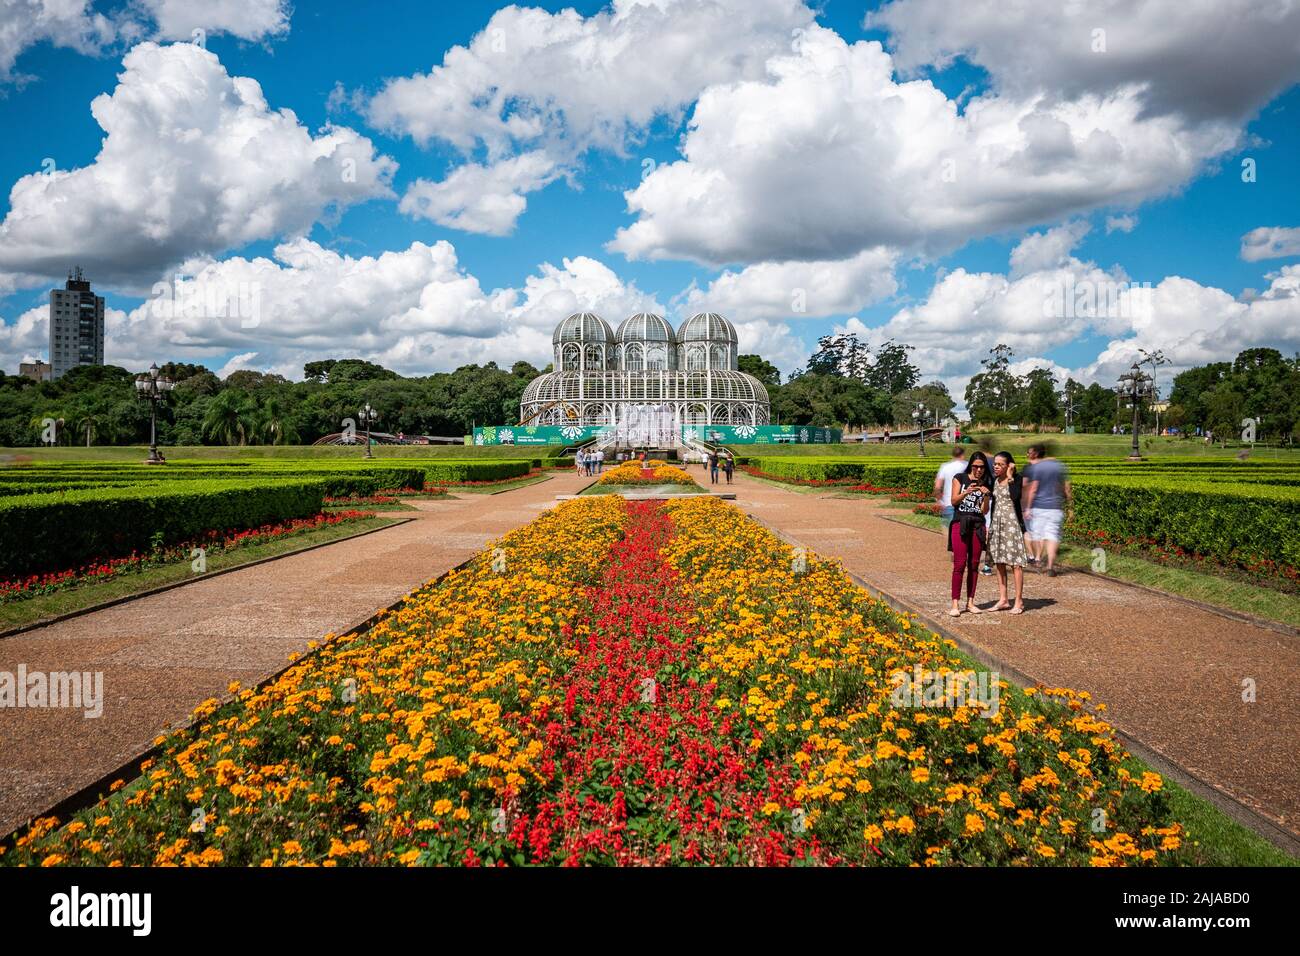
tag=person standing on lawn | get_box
[988,451,1028,614]
[948,453,990,616]
[1023,442,1073,577]
[934,445,967,535]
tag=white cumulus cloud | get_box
[399,152,560,236]
[610,24,1244,265]
[43,239,665,378]
[1240,226,1300,262]
[0,41,397,291]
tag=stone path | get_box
[727,472,1300,843]
[0,472,589,836]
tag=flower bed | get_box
[7,497,1186,867]
[0,510,378,605]
[596,463,695,486]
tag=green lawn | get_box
[884,510,1300,630]
[0,444,558,462]
[440,473,552,494]
[0,514,406,633]
[325,500,419,512]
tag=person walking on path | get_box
[1023,443,1073,577]
[933,445,967,535]
[723,452,735,484]
[988,451,1028,614]
[948,454,990,616]
[576,448,585,476]
[708,451,720,485]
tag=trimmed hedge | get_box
[751,458,934,492]
[1072,477,1300,570]
[0,479,325,577]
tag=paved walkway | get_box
[0,472,590,836]
[4,467,1296,848]
[725,472,1300,842]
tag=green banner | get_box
[473,423,843,446]
[681,424,842,445]
[473,425,603,446]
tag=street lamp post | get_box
[358,402,378,459]
[912,403,928,456]
[134,362,175,464]
[1115,363,1154,460]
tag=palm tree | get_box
[77,413,99,447]
[257,395,297,445]
[202,390,255,445]
[30,412,66,446]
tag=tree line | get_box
[3,340,1295,446]
[965,343,1300,441]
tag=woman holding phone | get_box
[948,452,991,616]
[988,451,1028,614]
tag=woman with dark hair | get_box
[988,451,1028,614]
[947,452,991,616]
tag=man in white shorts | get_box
[1023,443,1072,577]
[933,446,967,535]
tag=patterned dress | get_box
[987,480,1028,567]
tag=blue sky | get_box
[1,0,1298,407]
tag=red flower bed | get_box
[0,510,376,604]
[846,482,908,495]
[490,501,828,865]
[1068,524,1299,591]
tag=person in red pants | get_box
[948,453,991,616]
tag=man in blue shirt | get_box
[1023,443,1073,577]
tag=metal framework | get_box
[521,312,770,430]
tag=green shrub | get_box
[0,479,325,576]
[1071,478,1300,570]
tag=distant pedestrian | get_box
[933,445,967,535]
[723,453,734,484]
[708,451,720,484]
[1023,443,1072,577]
[576,449,585,476]
[988,452,1027,614]
[596,448,605,472]
[948,454,990,616]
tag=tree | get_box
[865,340,920,395]
[891,383,954,428]
[738,354,782,387]
[202,389,256,445]
[256,395,298,445]
[1060,377,1087,430]
[805,333,869,379]
[1020,367,1060,427]
[76,413,100,447]
[964,344,1022,422]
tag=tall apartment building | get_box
[49,267,105,379]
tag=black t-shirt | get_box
[954,473,987,515]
